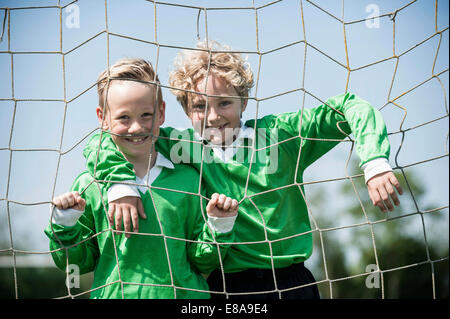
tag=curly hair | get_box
[97,58,163,109]
[169,40,254,113]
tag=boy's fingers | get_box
[230,199,239,212]
[207,193,219,208]
[73,193,84,209]
[370,188,387,213]
[206,201,213,214]
[53,191,82,209]
[375,187,391,212]
[369,188,380,206]
[229,199,239,216]
[372,190,387,213]
[68,192,79,209]
[223,197,232,211]
[137,198,146,219]
[73,196,85,211]
[70,192,80,202]
[56,196,65,209]
[206,194,220,215]
[78,197,86,211]
[206,200,215,214]
[115,206,123,231]
[60,196,70,209]
[211,193,220,203]
[52,196,62,208]
[368,189,376,206]
[385,181,400,206]
[130,205,139,234]
[378,187,394,211]
[377,200,388,213]
[389,174,403,195]
[108,204,115,226]
[217,194,226,209]
[122,208,131,238]
[67,193,77,206]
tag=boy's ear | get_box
[241,98,248,115]
[96,106,109,130]
[158,101,166,126]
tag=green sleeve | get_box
[156,127,198,164]
[187,223,234,275]
[262,92,390,170]
[44,181,100,275]
[186,186,234,275]
[84,128,194,187]
[83,131,136,188]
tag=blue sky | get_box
[0,0,448,276]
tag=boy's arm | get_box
[273,92,402,211]
[273,92,389,168]
[84,129,193,236]
[84,131,147,235]
[322,93,403,211]
[83,129,182,185]
[187,193,238,275]
[84,131,137,187]
[44,191,100,274]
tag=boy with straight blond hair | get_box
[45,58,239,299]
[88,41,403,299]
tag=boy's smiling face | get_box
[96,81,165,161]
[188,74,247,146]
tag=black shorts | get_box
[206,262,320,300]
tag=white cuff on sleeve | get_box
[107,181,140,203]
[207,215,237,234]
[51,206,84,227]
[362,157,393,184]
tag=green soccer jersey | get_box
[45,137,234,298]
[84,92,390,273]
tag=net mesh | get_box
[0,0,448,299]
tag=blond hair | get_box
[169,40,254,112]
[97,58,163,109]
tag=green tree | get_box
[0,206,92,299]
[306,159,448,299]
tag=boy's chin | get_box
[208,136,234,146]
[116,138,154,153]
[208,138,224,146]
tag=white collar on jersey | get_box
[193,121,256,163]
[152,151,175,170]
[193,121,255,143]
[137,152,174,187]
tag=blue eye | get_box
[118,115,129,120]
[219,101,231,107]
[192,104,205,110]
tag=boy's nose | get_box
[128,121,144,134]
[207,106,221,123]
